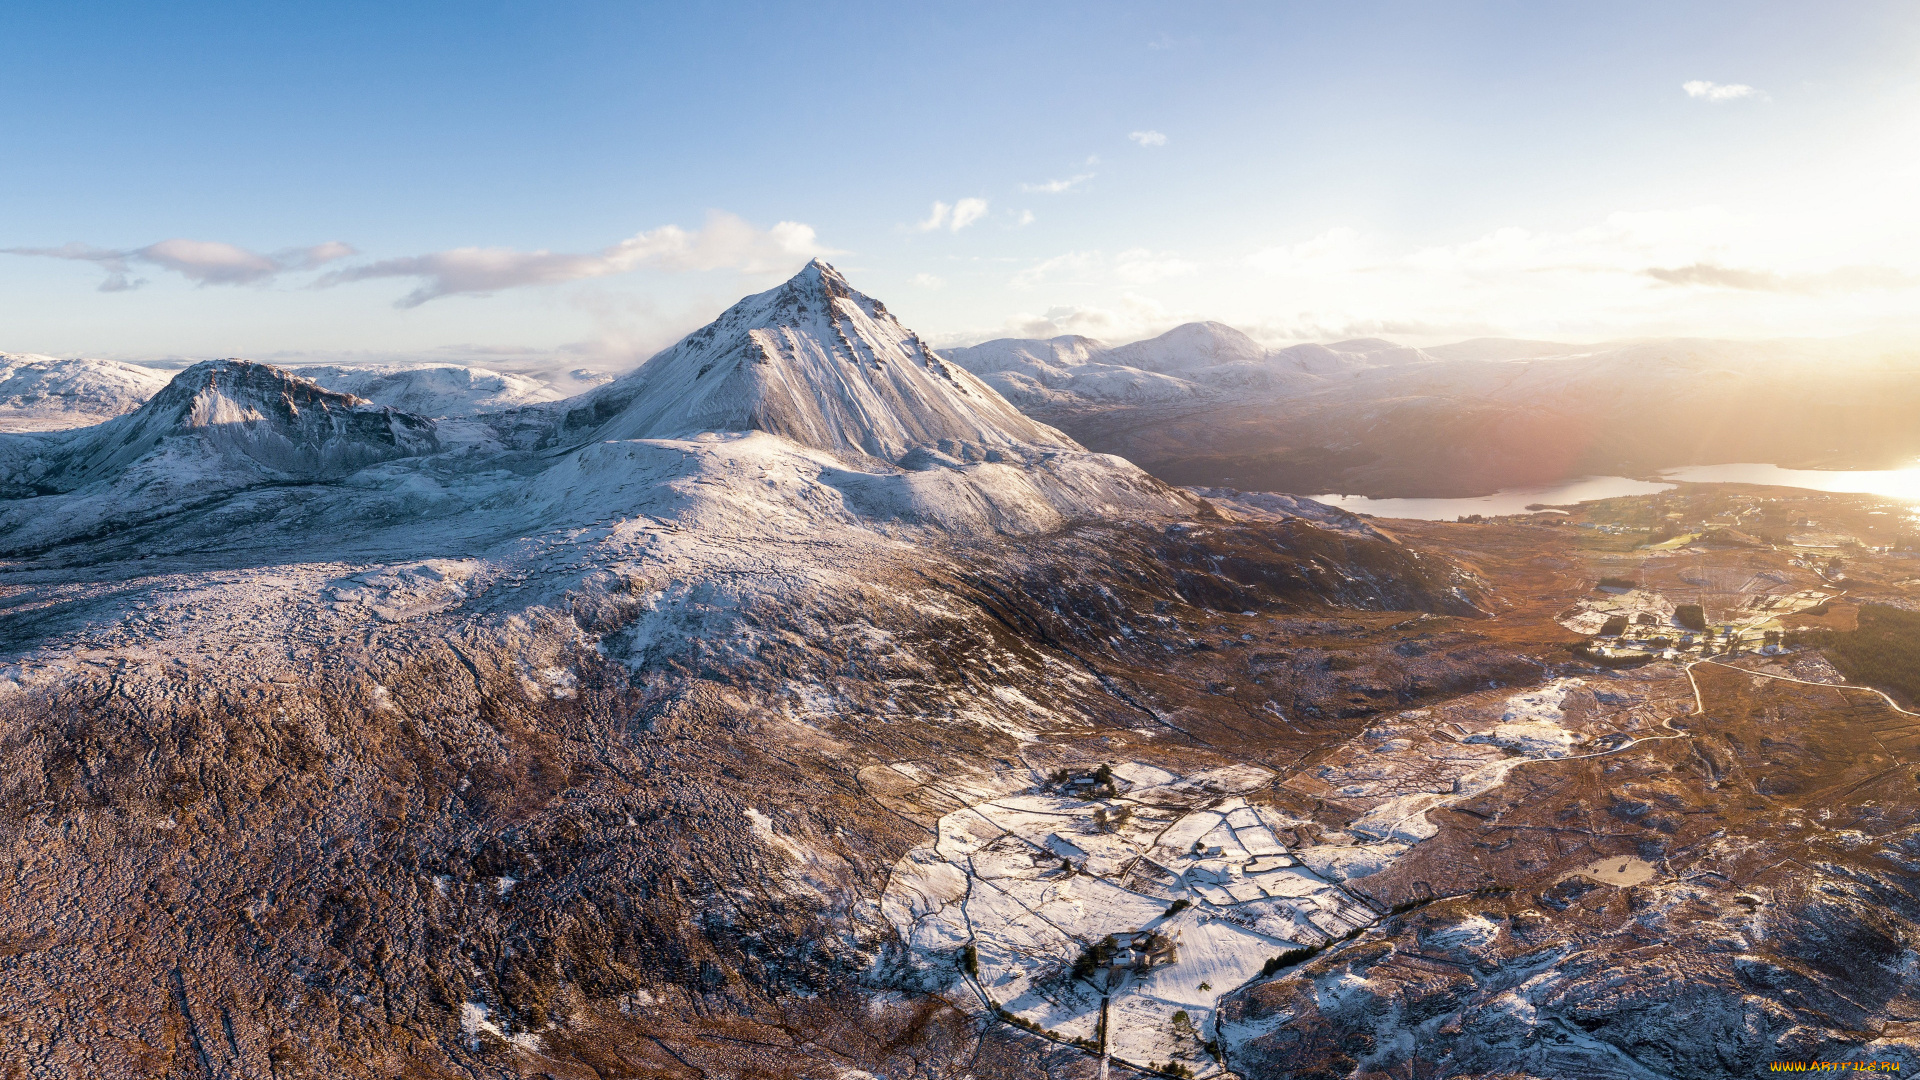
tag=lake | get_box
[1309,475,1676,520]
[1658,461,1920,500]
[1310,461,1920,520]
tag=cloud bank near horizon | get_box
[3,239,354,291]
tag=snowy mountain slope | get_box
[1319,337,1436,366]
[942,334,1204,406]
[293,363,573,417]
[0,361,442,552]
[0,263,1221,557]
[940,334,1109,372]
[948,321,1344,405]
[0,354,170,432]
[541,260,1076,464]
[27,360,438,491]
[1104,321,1270,374]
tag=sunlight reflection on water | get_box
[1309,476,1675,520]
[1310,462,1920,521]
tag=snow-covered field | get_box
[883,762,1391,1074]
[881,675,1680,1071]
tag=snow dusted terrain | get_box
[5,262,1914,1078]
[290,363,584,417]
[535,261,1080,463]
[884,763,1382,1074]
[0,260,1223,701]
[942,325,1449,409]
[882,676,1620,1075]
[0,354,171,432]
[0,355,602,432]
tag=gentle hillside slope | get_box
[0,355,171,432]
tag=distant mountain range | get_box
[11,315,1920,501]
[949,324,1920,497]
[0,354,594,431]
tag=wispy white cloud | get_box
[1114,248,1198,284]
[1010,251,1100,289]
[1021,173,1094,194]
[950,197,989,231]
[1016,210,1036,227]
[1128,129,1168,147]
[1682,80,1767,103]
[2,238,355,291]
[909,272,946,289]
[991,293,1193,345]
[917,202,952,231]
[1644,262,1912,293]
[1245,227,1370,274]
[1008,248,1196,288]
[916,198,989,233]
[315,212,829,307]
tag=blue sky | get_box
[3,1,1916,368]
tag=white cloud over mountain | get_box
[1128,130,1167,147]
[314,212,829,307]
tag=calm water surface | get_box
[1309,476,1675,520]
[1311,461,1920,521]
[1658,461,1920,500]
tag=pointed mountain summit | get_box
[557,260,1078,462]
[23,359,438,492]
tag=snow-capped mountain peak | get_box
[577,260,1078,462]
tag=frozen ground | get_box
[878,669,1697,1073]
[0,354,171,432]
[883,762,1386,1074]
